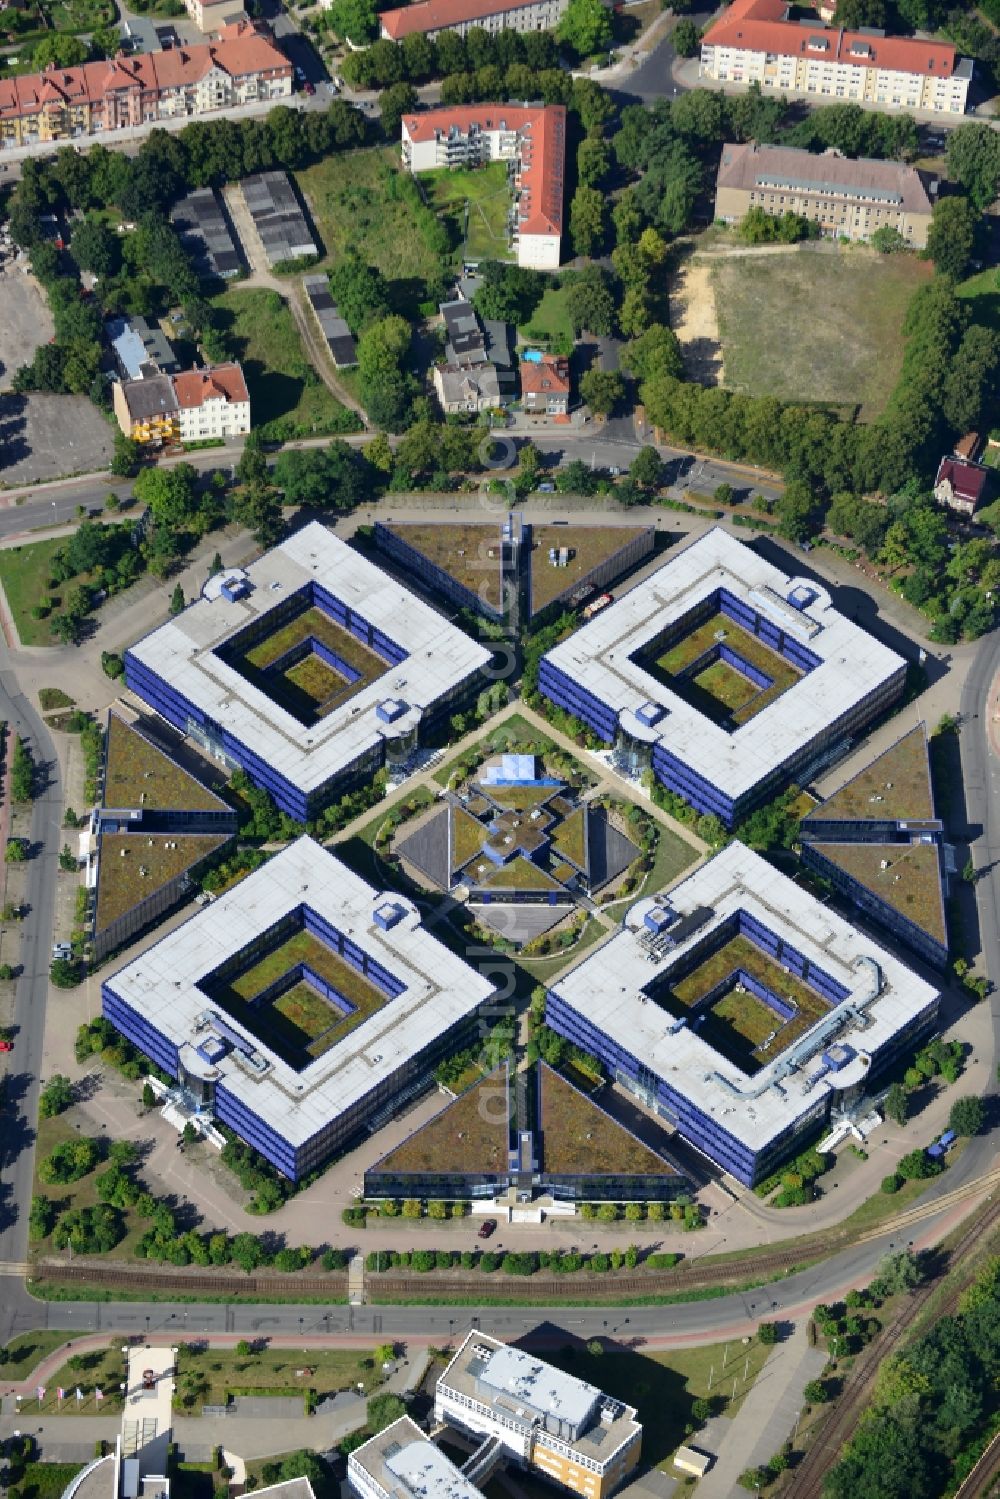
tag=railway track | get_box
[954,1429,1000,1498]
[784,1195,1000,1499]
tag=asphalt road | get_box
[0,433,782,544]
[0,676,63,1275]
[0,1203,968,1348]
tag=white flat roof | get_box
[550,842,939,1153]
[127,522,492,796]
[543,528,906,801]
[478,1344,598,1431]
[103,838,495,1149]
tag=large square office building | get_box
[539,527,907,826]
[125,522,492,820]
[101,838,497,1180]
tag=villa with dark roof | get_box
[800,723,949,970]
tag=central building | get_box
[539,528,907,826]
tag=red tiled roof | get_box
[935,456,988,503]
[381,0,536,38]
[0,24,289,122]
[402,104,565,238]
[702,0,957,78]
[519,355,570,395]
[171,362,249,409]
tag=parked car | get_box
[0,1040,12,1053]
[477,1218,497,1239]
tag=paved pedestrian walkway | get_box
[693,1322,827,1496]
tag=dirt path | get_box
[669,258,724,387]
[220,184,370,430]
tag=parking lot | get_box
[0,270,54,391]
[0,391,113,485]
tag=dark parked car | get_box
[477,1218,497,1239]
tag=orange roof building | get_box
[380,0,568,40]
[114,361,251,444]
[401,104,565,269]
[520,353,570,418]
[700,0,971,115]
[0,21,292,151]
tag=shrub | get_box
[881,1173,902,1194]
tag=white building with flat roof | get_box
[101,838,496,1181]
[124,522,492,821]
[546,842,940,1185]
[435,1333,641,1499]
[349,1418,488,1499]
[539,527,907,826]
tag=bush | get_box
[949,1094,986,1136]
[758,1322,778,1345]
[881,1173,902,1194]
[803,1379,827,1404]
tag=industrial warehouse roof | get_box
[171,188,243,280]
[102,838,495,1149]
[542,527,906,805]
[125,522,492,800]
[549,842,940,1155]
[241,171,318,265]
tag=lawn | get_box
[710,248,932,418]
[212,288,358,438]
[212,928,390,1064]
[0,537,72,647]
[519,283,575,355]
[433,713,558,787]
[957,267,1000,334]
[423,162,512,265]
[295,148,445,291]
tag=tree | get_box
[580,368,624,416]
[885,1081,909,1128]
[277,1453,328,1489]
[672,19,702,55]
[803,1379,828,1404]
[5,838,27,863]
[624,323,683,382]
[101,651,125,680]
[577,135,612,189]
[230,1232,266,1274]
[70,218,120,278]
[473,260,545,324]
[758,1322,778,1344]
[142,1082,156,1110]
[111,432,140,477]
[169,583,185,616]
[134,463,200,531]
[379,82,418,140]
[327,0,377,42]
[556,0,613,57]
[328,254,391,335]
[947,123,1000,212]
[774,480,819,542]
[925,195,978,281]
[39,1074,74,1118]
[630,446,663,489]
[569,185,607,258]
[33,33,87,67]
[357,315,415,431]
[949,1094,986,1136]
[50,956,83,987]
[565,268,616,336]
[367,1393,406,1434]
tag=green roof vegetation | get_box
[103,713,227,813]
[244,605,387,678]
[451,806,486,870]
[811,841,946,946]
[803,725,935,825]
[476,855,564,892]
[371,1069,510,1175]
[666,934,832,1073]
[643,612,801,726]
[384,522,504,612]
[551,806,587,869]
[213,928,391,1066]
[538,1064,679,1177]
[528,525,654,614]
[95,833,230,933]
[235,605,389,724]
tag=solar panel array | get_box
[241,171,318,266]
[170,188,243,281]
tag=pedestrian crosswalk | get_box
[0,1261,29,1277]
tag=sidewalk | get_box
[693,1322,827,1496]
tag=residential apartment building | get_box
[436,1333,642,1499]
[433,362,502,413]
[520,353,570,416]
[380,0,568,41]
[934,454,989,515]
[172,363,250,441]
[401,105,565,269]
[113,362,250,444]
[0,20,292,151]
[715,140,936,247]
[700,0,971,114]
[184,0,248,33]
